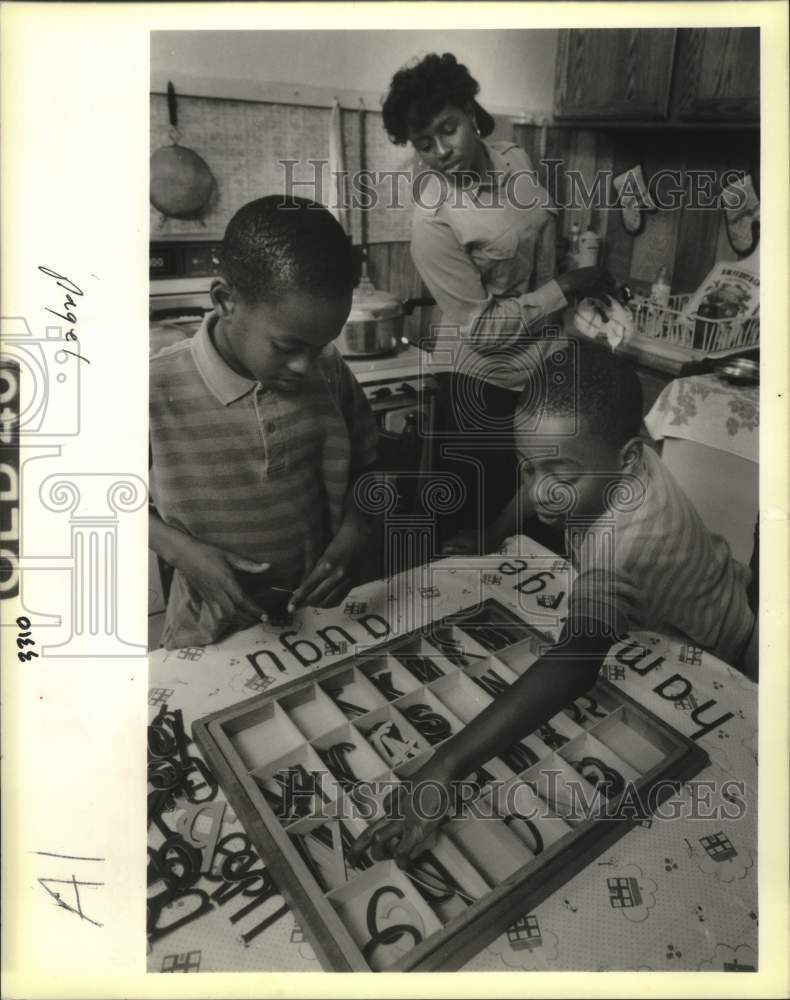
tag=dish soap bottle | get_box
[650,266,671,307]
[647,265,671,336]
[578,229,601,268]
[565,221,581,270]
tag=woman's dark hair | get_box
[220,195,353,304]
[382,52,495,145]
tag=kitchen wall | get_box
[151,30,558,116]
[515,123,760,294]
[151,29,759,316]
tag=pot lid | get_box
[347,286,403,322]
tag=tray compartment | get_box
[222,700,305,772]
[390,640,457,684]
[278,683,348,741]
[560,682,621,729]
[532,711,586,753]
[450,600,546,652]
[288,815,372,893]
[320,666,388,720]
[312,722,390,793]
[559,731,643,799]
[426,671,493,723]
[358,655,422,702]
[355,704,429,769]
[461,657,519,698]
[420,622,492,665]
[494,632,548,675]
[520,753,604,827]
[393,687,465,747]
[403,833,492,923]
[327,861,443,971]
[588,705,674,773]
[348,770,402,824]
[488,778,573,855]
[249,743,340,825]
[444,816,533,883]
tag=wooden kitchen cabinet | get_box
[671,28,760,122]
[554,27,759,126]
[554,29,677,121]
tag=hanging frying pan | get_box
[150,82,216,221]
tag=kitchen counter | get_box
[344,343,449,385]
[147,539,757,974]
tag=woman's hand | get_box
[171,537,270,624]
[557,266,617,305]
[348,762,455,869]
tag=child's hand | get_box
[348,765,454,869]
[289,516,368,611]
[173,537,270,624]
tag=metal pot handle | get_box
[401,297,436,315]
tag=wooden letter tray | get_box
[193,599,708,971]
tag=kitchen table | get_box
[644,374,759,565]
[147,538,757,974]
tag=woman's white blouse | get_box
[411,141,567,389]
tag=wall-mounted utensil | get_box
[151,82,216,222]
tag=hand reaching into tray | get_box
[348,761,455,870]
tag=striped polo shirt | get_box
[567,447,754,666]
[150,313,377,649]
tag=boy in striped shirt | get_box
[350,338,756,867]
[149,197,378,650]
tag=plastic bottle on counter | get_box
[645,265,671,337]
[650,266,671,307]
[567,222,581,269]
[577,229,601,268]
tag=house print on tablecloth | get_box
[607,876,643,909]
[700,832,738,862]
[507,914,542,951]
[161,950,201,973]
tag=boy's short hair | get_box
[517,338,644,447]
[220,195,353,304]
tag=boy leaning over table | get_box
[149,196,378,651]
[350,337,756,868]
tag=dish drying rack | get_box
[628,294,760,358]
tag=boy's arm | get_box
[149,508,269,623]
[290,358,379,610]
[349,614,614,866]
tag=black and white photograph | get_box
[2,3,788,997]
[146,22,766,974]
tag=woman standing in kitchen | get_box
[381,52,613,548]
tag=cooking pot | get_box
[337,287,435,357]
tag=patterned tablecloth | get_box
[644,374,759,463]
[147,539,758,975]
